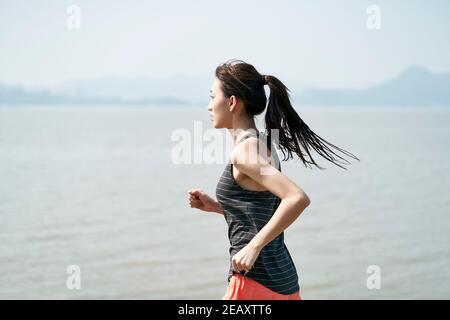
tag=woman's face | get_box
[207,77,232,129]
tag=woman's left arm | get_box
[248,193,310,251]
[230,139,311,272]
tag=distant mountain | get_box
[0,83,193,106]
[1,66,449,106]
[0,73,211,106]
[296,66,450,106]
[0,84,118,105]
[52,74,213,105]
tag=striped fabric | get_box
[215,132,300,295]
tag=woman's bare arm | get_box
[231,138,311,250]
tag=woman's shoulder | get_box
[231,137,280,171]
[230,135,261,166]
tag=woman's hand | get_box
[231,243,262,273]
[187,189,223,214]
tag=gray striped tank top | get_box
[215,131,300,295]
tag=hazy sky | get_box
[1,0,449,89]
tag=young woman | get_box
[187,59,360,300]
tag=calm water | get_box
[0,105,449,299]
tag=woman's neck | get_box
[229,118,258,145]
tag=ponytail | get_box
[215,59,360,170]
[264,75,360,170]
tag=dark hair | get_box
[215,58,360,170]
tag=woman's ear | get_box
[229,95,237,111]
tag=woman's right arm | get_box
[187,189,224,215]
[212,204,224,215]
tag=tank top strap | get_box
[235,131,281,171]
[237,131,260,144]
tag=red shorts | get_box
[222,273,302,300]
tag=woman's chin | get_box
[211,119,226,129]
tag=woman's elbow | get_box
[293,193,311,210]
[303,194,311,207]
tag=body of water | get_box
[0,105,449,299]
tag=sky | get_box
[0,0,449,89]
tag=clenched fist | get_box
[232,243,261,273]
[187,189,223,214]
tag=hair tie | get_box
[261,74,268,85]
